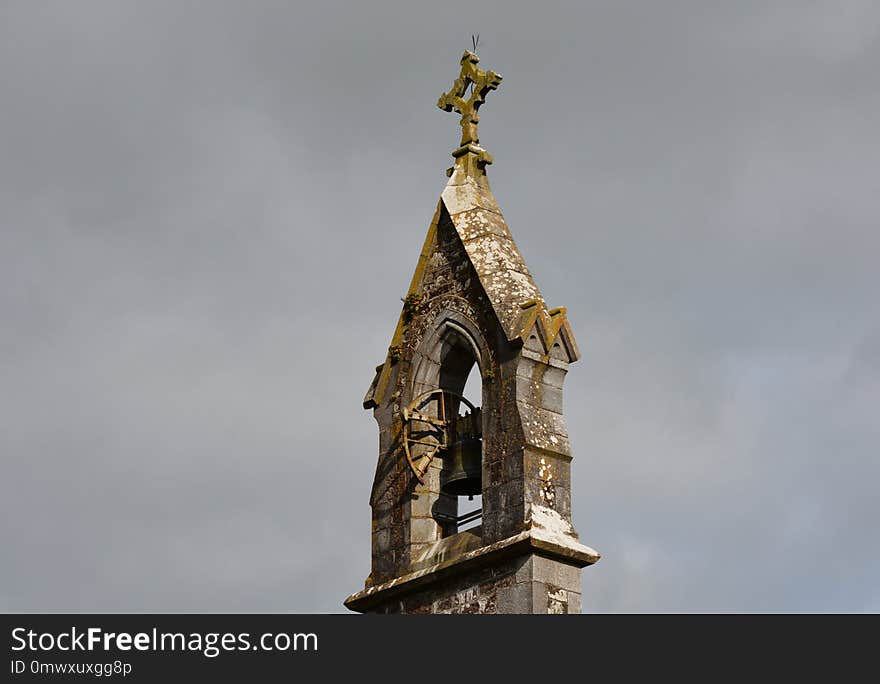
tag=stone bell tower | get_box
[344,50,599,614]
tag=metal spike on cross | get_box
[469,35,480,94]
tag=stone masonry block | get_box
[409,517,441,543]
[529,556,582,591]
[496,581,533,614]
[531,581,550,614]
[567,591,582,614]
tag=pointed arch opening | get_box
[409,312,487,538]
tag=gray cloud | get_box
[1,1,878,612]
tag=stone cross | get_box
[438,51,502,160]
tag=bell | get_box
[440,436,482,498]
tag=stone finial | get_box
[438,50,502,176]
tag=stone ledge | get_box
[344,527,599,613]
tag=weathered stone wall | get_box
[366,202,580,588]
[368,204,504,585]
[352,164,596,612]
[371,554,583,615]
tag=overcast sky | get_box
[2,1,878,612]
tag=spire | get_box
[348,46,597,615]
[437,50,502,179]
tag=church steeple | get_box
[346,49,598,614]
